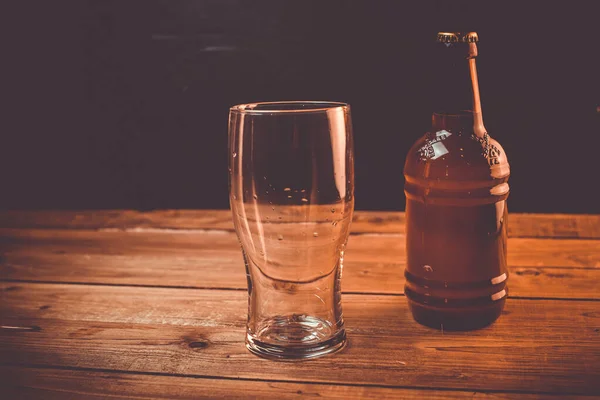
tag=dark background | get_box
[2,0,598,212]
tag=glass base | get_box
[245,315,346,360]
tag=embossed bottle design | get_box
[404,32,510,330]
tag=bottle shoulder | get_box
[404,129,510,181]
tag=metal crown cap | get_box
[436,32,479,43]
[437,32,459,43]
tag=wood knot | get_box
[3,286,20,292]
[583,312,600,319]
[545,273,571,278]
[188,340,210,349]
[39,305,52,310]
[514,269,541,276]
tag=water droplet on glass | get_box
[301,189,306,193]
[287,195,292,199]
[332,221,338,226]
[313,232,319,237]
[233,195,237,200]
[253,194,258,200]
[265,190,269,194]
[301,198,308,202]
[278,216,282,220]
[263,176,267,180]
[232,152,237,158]
[423,265,433,272]
[331,208,335,213]
[271,206,275,211]
[277,234,284,241]
[284,188,291,192]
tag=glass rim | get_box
[230,101,349,115]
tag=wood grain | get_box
[2,249,599,299]
[1,283,599,395]
[1,366,589,400]
[2,210,600,238]
[2,228,599,298]
[2,210,599,397]
[2,228,599,269]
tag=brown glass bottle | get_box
[403,32,510,330]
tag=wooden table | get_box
[1,210,599,399]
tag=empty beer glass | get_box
[228,101,354,359]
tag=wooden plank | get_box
[353,211,600,239]
[0,210,235,232]
[2,229,599,269]
[2,228,599,299]
[1,210,600,238]
[0,366,587,400]
[1,283,599,395]
[2,250,599,299]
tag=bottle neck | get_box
[431,41,486,138]
[432,111,474,133]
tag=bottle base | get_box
[407,298,506,331]
[246,315,346,360]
